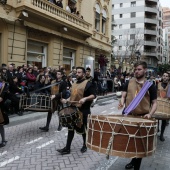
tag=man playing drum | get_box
[157,72,169,141]
[39,70,67,132]
[57,67,96,154]
[118,61,157,170]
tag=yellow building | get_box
[0,0,112,74]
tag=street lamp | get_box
[135,50,141,61]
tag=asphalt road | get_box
[0,98,169,170]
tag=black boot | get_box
[80,145,87,153]
[39,126,49,132]
[57,147,70,155]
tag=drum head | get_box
[59,106,77,115]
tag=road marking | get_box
[108,112,114,114]
[0,156,20,167]
[36,140,54,149]
[55,127,67,133]
[26,137,43,144]
[96,156,118,170]
[101,110,107,113]
[0,151,7,157]
[110,107,115,109]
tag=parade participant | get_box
[118,61,157,170]
[85,67,93,82]
[39,70,67,132]
[57,67,96,155]
[0,80,9,147]
[157,72,169,141]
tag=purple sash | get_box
[124,80,153,115]
[0,82,3,89]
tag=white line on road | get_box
[96,156,118,170]
[55,127,67,133]
[26,137,43,144]
[36,140,54,149]
[110,107,115,109]
[101,110,107,113]
[0,156,20,167]
[0,151,7,157]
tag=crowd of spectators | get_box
[48,0,83,19]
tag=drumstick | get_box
[68,101,79,104]
[24,102,39,110]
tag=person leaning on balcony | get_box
[55,0,63,8]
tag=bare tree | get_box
[112,28,144,69]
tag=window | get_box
[120,14,123,18]
[102,9,107,34]
[112,4,114,9]
[129,45,133,51]
[95,4,100,32]
[131,1,136,7]
[131,12,136,18]
[119,35,122,39]
[120,3,123,7]
[130,23,136,28]
[112,15,114,22]
[119,46,122,50]
[130,34,135,39]
[119,24,122,28]
[112,24,114,30]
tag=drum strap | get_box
[124,80,152,115]
[106,127,121,159]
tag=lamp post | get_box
[135,50,141,61]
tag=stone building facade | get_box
[0,0,112,74]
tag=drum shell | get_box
[152,98,170,120]
[58,106,79,127]
[19,93,52,112]
[87,115,157,158]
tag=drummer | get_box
[57,66,96,155]
[39,70,67,132]
[157,72,169,141]
[118,61,157,170]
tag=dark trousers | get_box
[131,158,142,170]
[65,114,88,149]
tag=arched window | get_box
[102,9,107,34]
[95,4,100,32]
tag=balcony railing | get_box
[17,0,92,32]
[145,4,157,8]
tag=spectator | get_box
[26,68,36,91]
[16,66,27,86]
[98,54,107,76]
[33,66,39,77]
[0,67,8,82]
[55,0,63,8]
[9,76,23,116]
[22,64,27,73]
[6,64,15,83]
[66,3,71,13]
[34,75,50,94]
[114,75,119,92]
[94,68,100,82]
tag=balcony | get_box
[144,40,157,46]
[146,0,158,3]
[144,28,157,35]
[15,0,92,37]
[145,6,157,14]
[143,49,156,56]
[144,16,157,25]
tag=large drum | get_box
[19,93,52,112]
[58,106,79,127]
[152,98,170,120]
[87,115,157,158]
